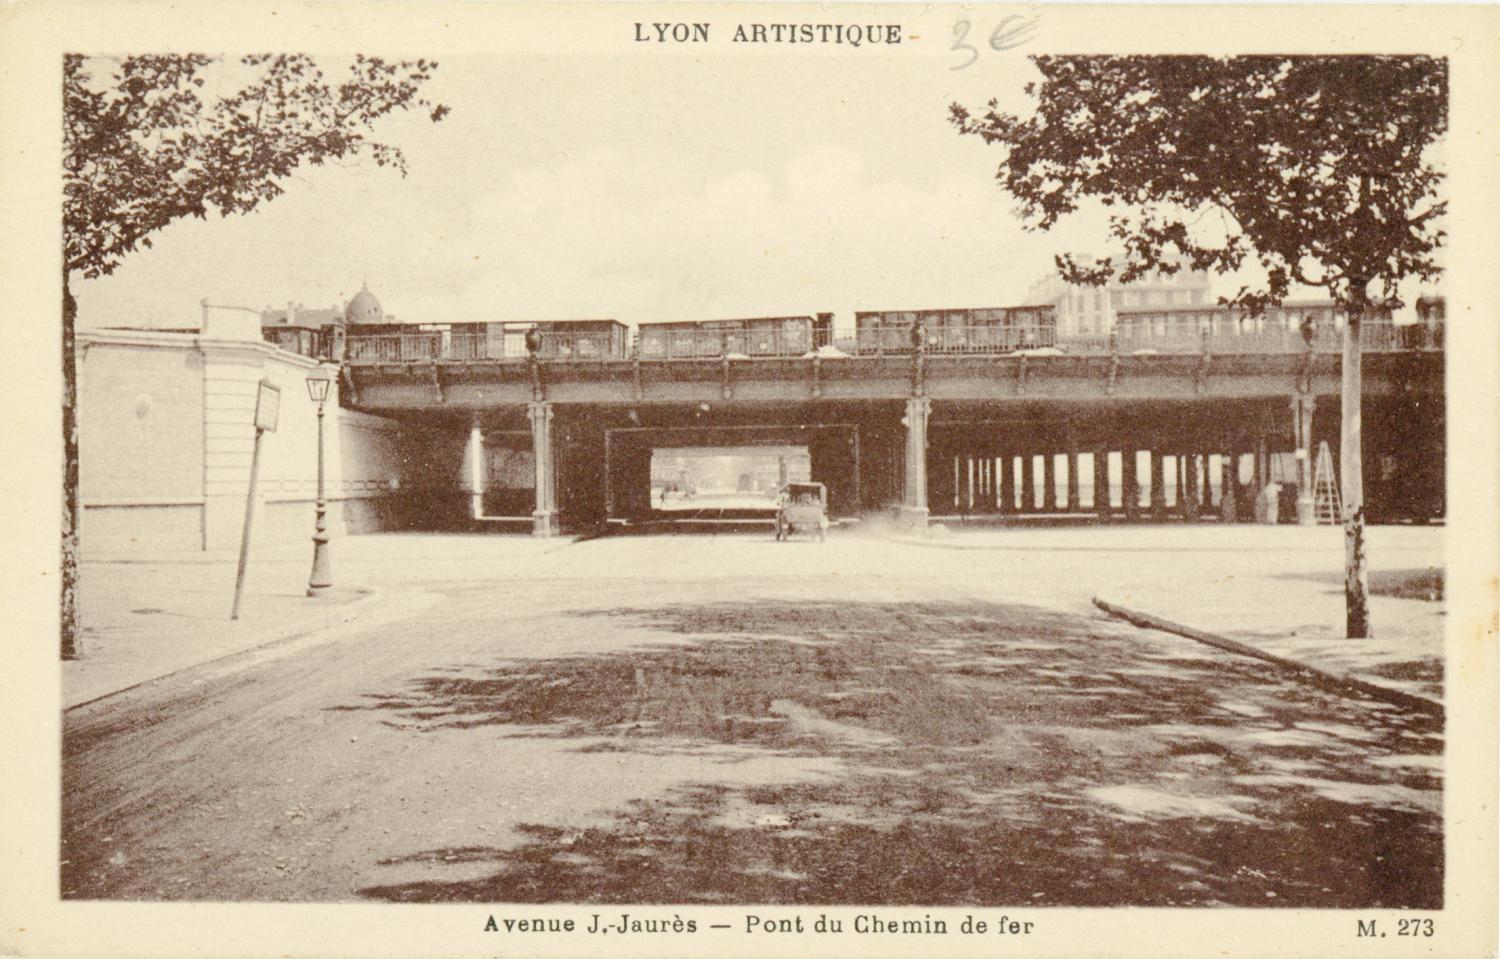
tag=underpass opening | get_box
[604,423,862,528]
[651,446,811,512]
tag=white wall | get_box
[78,329,407,554]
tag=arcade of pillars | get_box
[445,391,1435,534]
[920,397,1326,525]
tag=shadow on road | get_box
[336,600,1442,907]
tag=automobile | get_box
[775,482,829,542]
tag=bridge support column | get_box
[1220,449,1238,524]
[1123,449,1140,521]
[956,455,970,514]
[898,397,930,528]
[1021,452,1036,513]
[1094,447,1111,521]
[1182,452,1200,521]
[1042,452,1056,512]
[528,401,558,537]
[467,419,485,520]
[1292,395,1317,526]
[1150,449,1167,520]
[1000,452,1015,514]
[1066,450,1081,512]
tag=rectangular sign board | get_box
[253,379,281,433]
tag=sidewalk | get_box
[901,524,1446,705]
[66,542,378,709]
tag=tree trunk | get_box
[62,277,81,658]
[1341,308,1371,638]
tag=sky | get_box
[70,47,1434,331]
[71,47,1136,330]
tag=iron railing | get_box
[1114,319,1438,355]
[634,326,834,360]
[343,319,1444,363]
[344,330,625,362]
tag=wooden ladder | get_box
[1313,440,1343,525]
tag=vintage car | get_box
[775,482,829,542]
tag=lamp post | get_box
[305,364,336,597]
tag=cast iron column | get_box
[1293,395,1317,526]
[899,397,931,528]
[528,401,557,537]
[468,419,485,520]
[1220,449,1239,523]
[1094,447,1111,521]
[1066,449,1081,512]
[1150,449,1167,520]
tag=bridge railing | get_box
[344,318,1443,364]
[1111,317,1442,355]
[851,325,1060,355]
[346,333,446,362]
[634,326,835,360]
[346,330,626,363]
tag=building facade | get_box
[1025,254,1212,336]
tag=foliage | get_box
[950,56,1447,312]
[64,53,448,279]
[59,54,445,658]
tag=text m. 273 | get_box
[1357,919,1435,937]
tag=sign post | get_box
[231,379,280,620]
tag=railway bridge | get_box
[335,309,1444,535]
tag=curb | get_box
[64,584,386,711]
[890,534,1346,555]
[1091,596,1444,718]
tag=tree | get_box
[62,54,448,657]
[952,55,1447,638]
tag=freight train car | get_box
[637,316,819,359]
[531,320,630,360]
[348,319,628,362]
[853,306,1056,354]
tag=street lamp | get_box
[305,364,336,597]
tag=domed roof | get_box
[345,282,384,325]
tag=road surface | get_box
[63,532,1443,906]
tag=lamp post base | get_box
[307,530,333,597]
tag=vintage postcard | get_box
[2,1,1496,957]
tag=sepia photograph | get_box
[2,2,1497,957]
